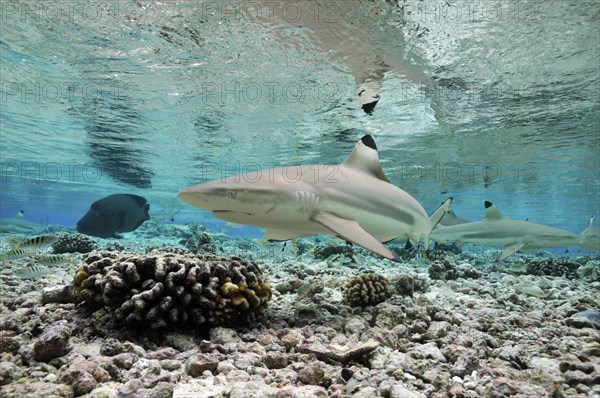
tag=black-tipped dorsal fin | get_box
[484,201,504,220]
[342,135,391,183]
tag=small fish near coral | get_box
[10,234,58,249]
[76,194,150,238]
[0,248,32,260]
[0,234,59,261]
[179,135,452,262]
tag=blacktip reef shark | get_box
[438,208,472,227]
[0,211,51,234]
[179,135,452,262]
[580,214,600,252]
[430,201,583,260]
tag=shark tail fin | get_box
[423,197,453,250]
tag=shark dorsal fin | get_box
[484,201,505,220]
[342,135,391,183]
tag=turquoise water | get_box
[1,0,598,237]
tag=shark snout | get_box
[178,188,209,207]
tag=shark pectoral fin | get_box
[265,228,315,241]
[312,212,400,262]
[498,242,526,261]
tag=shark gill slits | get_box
[361,135,377,150]
[484,201,493,208]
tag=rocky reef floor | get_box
[0,227,599,398]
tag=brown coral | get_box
[342,274,392,307]
[73,250,271,330]
[526,257,582,279]
[52,232,98,254]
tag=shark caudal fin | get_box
[430,198,454,229]
[422,197,453,251]
[580,214,600,252]
[581,213,597,235]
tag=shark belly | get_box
[322,204,406,241]
[321,170,431,241]
[212,206,308,228]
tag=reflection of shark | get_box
[0,211,51,234]
[430,201,582,260]
[179,135,451,262]
[580,214,600,252]
[240,0,426,113]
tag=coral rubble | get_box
[184,231,217,255]
[313,243,354,260]
[392,274,429,296]
[428,259,481,280]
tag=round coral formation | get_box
[185,231,217,254]
[52,233,98,254]
[428,259,481,280]
[342,274,392,307]
[425,249,448,261]
[313,243,354,260]
[73,250,271,330]
[526,258,582,279]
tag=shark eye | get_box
[226,190,236,198]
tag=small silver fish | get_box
[1,248,33,260]
[342,377,360,395]
[515,285,546,298]
[5,236,25,247]
[15,235,58,249]
[296,278,324,299]
[35,254,72,266]
[14,265,52,279]
[296,280,312,298]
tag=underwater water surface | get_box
[0,0,598,237]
